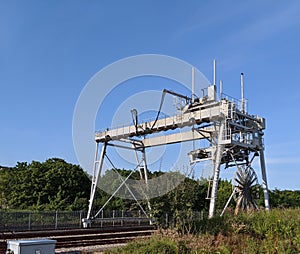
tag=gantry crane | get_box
[82,61,270,227]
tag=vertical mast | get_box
[213,59,217,100]
[220,80,223,100]
[213,59,217,88]
[192,67,195,103]
[241,73,245,113]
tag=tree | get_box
[0,158,91,211]
[1,160,299,213]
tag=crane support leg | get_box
[259,148,270,211]
[141,148,152,212]
[208,121,225,218]
[83,142,107,227]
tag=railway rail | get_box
[1,226,156,253]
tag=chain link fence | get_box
[0,210,153,232]
[0,210,86,231]
[0,210,207,232]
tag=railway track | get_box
[55,230,154,249]
[1,226,156,253]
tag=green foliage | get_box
[180,215,231,236]
[105,236,180,254]
[178,208,300,253]
[111,209,300,253]
[150,177,209,224]
[1,161,300,216]
[270,189,300,208]
[215,179,234,210]
[90,169,210,216]
[0,158,90,211]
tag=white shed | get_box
[7,239,56,254]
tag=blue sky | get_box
[1,0,300,190]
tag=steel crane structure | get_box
[83,61,270,227]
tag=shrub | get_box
[105,236,178,254]
[108,208,300,253]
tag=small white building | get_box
[7,239,56,254]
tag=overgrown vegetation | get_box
[0,159,299,214]
[107,208,300,254]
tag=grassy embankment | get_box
[105,208,300,254]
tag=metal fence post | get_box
[112,210,115,227]
[121,210,124,227]
[55,211,58,229]
[79,211,82,228]
[138,210,141,226]
[28,212,31,231]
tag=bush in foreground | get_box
[106,208,300,254]
[106,236,178,254]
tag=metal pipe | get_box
[220,80,223,100]
[192,67,195,103]
[163,88,191,101]
[220,187,237,216]
[213,59,216,87]
[241,73,245,112]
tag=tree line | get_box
[0,158,299,213]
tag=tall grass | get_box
[105,208,300,254]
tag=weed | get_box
[107,208,300,254]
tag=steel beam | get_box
[259,147,270,211]
[86,142,107,221]
[208,121,225,218]
[142,129,211,148]
[95,104,224,142]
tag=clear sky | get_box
[1,0,300,190]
